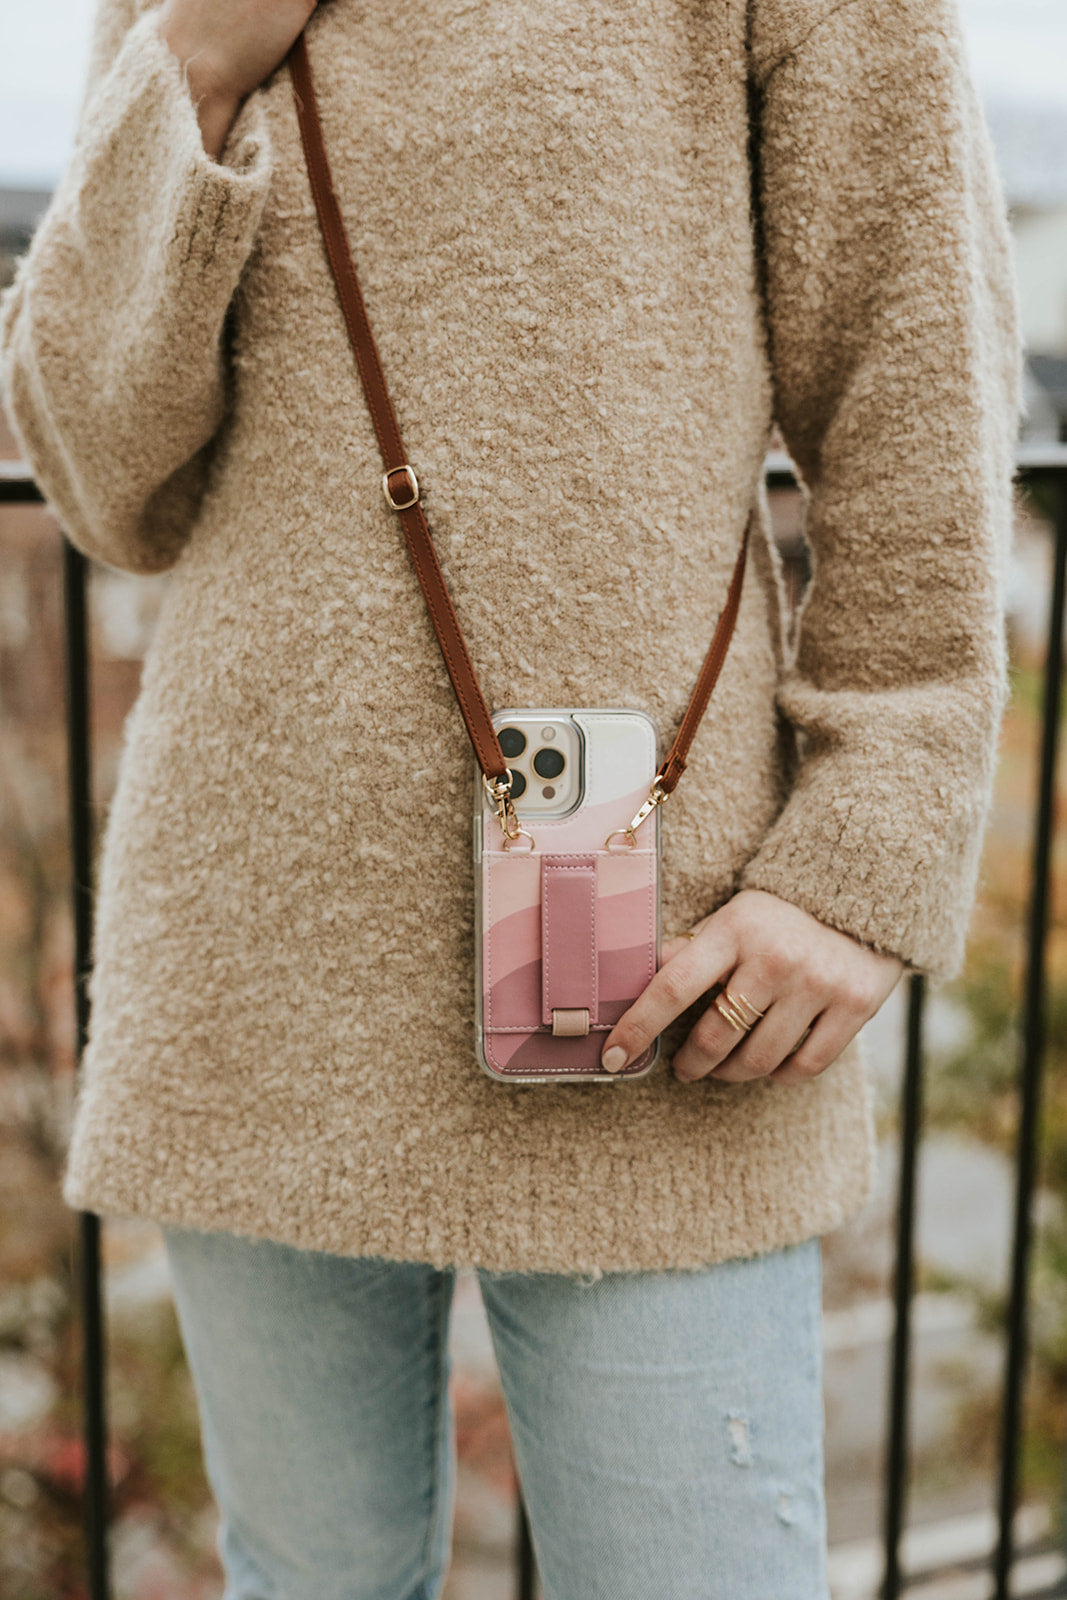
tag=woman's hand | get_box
[158,0,320,158]
[600,888,904,1085]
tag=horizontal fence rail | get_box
[1,445,1065,1600]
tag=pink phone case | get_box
[475,710,661,1083]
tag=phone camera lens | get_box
[509,769,527,800]
[498,727,527,759]
[532,747,565,780]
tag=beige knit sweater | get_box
[1,0,1021,1274]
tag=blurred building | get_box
[985,99,1067,440]
[0,187,48,296]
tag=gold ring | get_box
[713,991,754,1033]
[730,989,766,1026]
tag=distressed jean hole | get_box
[725,1410,753,1466]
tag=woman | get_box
[0,0,1021,1595]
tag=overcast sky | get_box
[2,0,1067,189]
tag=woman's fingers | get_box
[658,931,699,967]
[673,978,815,1083]
[766,1006,861,1086]
[605,888,904,1082]
[703,994,820,1083]
[600,916,736,1073]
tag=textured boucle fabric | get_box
[1,0,1021,1273]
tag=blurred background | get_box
[0,2,1065,1597]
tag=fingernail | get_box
[601,1046,628,1074]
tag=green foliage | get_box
[107,1309,210,1523]
[923,950,1027,1145]
[920,938,1067,1515]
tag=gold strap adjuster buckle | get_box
[383,464,420,511]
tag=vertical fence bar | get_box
[993,472,1067,1599]
[61,536,111,1600]
[516,1494,536,1600]
[880,974,926,1600]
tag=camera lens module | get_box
[498,726,527,759]
[508,769,527,800]
[532,747,565,780]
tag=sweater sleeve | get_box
[0,1,274,575]
[738,0,1024,982]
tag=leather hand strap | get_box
[287,26,750,806]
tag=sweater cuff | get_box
[735,671,1007,984]
[77,6,273,287]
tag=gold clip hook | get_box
[604,777,669,851]
[483,770,535,851]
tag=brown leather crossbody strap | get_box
[655,509,750,795]
[288,31,508,784]
[287,26,750,811]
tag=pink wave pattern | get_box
[482,840,657,1078]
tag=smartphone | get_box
[473,708,662,1084]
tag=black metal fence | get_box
[1,444,1065,1600]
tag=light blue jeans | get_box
[160,1224,830,1600]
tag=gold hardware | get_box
[483,769,536,850]
[604,777,669,851]
[382,464,419,511]
[730,990,766,1024]
[714,989,756,1033]
[551,1008,590,1037]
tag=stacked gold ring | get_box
[713,988,766,1033]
